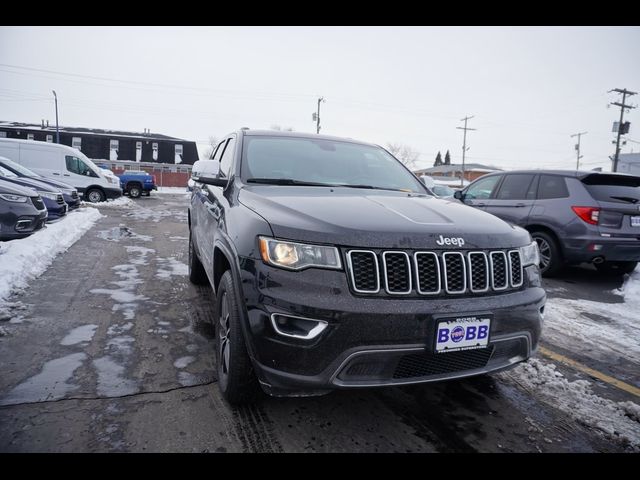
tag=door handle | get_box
[63,174,70,177]
[52,172,60,176]
[477,203,486,207]
[515,203,526,208]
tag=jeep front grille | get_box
[346,248,524,297]
[56,194,64,205]
[30,196,45,210]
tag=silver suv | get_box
[455,170,640,276]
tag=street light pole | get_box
[52,90,60,143]
[570,131,587,170]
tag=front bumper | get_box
[63,193,81,210]
[0,209,48,240]
[562,235,640,263]
[42,198,67,220]
[105,186,123,200]
[239,259,546,396]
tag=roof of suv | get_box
[479,169,639,179]
[240,129,377,147]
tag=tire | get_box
[215,270,259,404]
[595,261,638,276]
[188,230,208,285]
[85,188,106,203]
[531,231,563,277]
[128,184,142,198]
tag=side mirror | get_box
[197,175,227,187]
[453,190,464,200]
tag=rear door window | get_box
[494,174,536,200]
[537,175,569,199]
[582,174,640,204]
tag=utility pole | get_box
[570,131,587,170]
[52,90,60,144]
[313,96,325,134]
[456,116,476,188]
[609,88,636,172]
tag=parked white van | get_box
[0,138,122,202]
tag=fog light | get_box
[270,313,328,340]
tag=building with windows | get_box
[0,121,199,165]
[413,163,502,182]
[615,153,640,176]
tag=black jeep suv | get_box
[188,130,546,404]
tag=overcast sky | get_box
[1,26,639,171]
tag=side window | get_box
[219,136,236,178]
[495,174,536,200]
[538,175,569,199]
[65,155,97,177]
[465,175,502,200]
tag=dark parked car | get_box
[188,130,545,404]
[455,170,640,276]
[0,165,67,220]
[0,156,80,210]
[0,179,48,240]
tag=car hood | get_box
[27,176,76,192]
[0,176,61,193]
[238,186,530,249]
[0,178,38,196]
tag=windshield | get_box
[0,165,18,178]
[241,136,427,193]
[0,157,38,177]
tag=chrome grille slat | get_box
[346,248,523,296]
[490,251,508,291]
[443,252,466,294]
[468,251,489,293]
[508,250,523,288]
[414,252,441,295]
[347,250,380,293]
[382,251,412,295]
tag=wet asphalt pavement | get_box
[0,194,637,452]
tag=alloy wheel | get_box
[218,292,231,379]
[535,237,551,272]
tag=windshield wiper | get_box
[246,178,339,187]
[333,184,410,192]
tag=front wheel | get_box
[128,185,142,198]
[531,231,562,277]
[215,270,259,404]
[85,188,105,203]
[595,261,638,276]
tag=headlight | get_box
[38,191,59,200]
[259,237,342,271]
[520,241,540,267]
[0,193,28,203]
[64,189,76,196]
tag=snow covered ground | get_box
[503,267,640,450]
[0,207,103,304]
[156,186,189,194]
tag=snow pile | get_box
[83,197,135,208]
[505,358,640,450]
[0,208,103,303]
[614,266,640,307]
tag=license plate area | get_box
[435,314,491,353]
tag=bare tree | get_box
[270,124,294,132]
[386,142,420,168]
[204,136,219,159]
